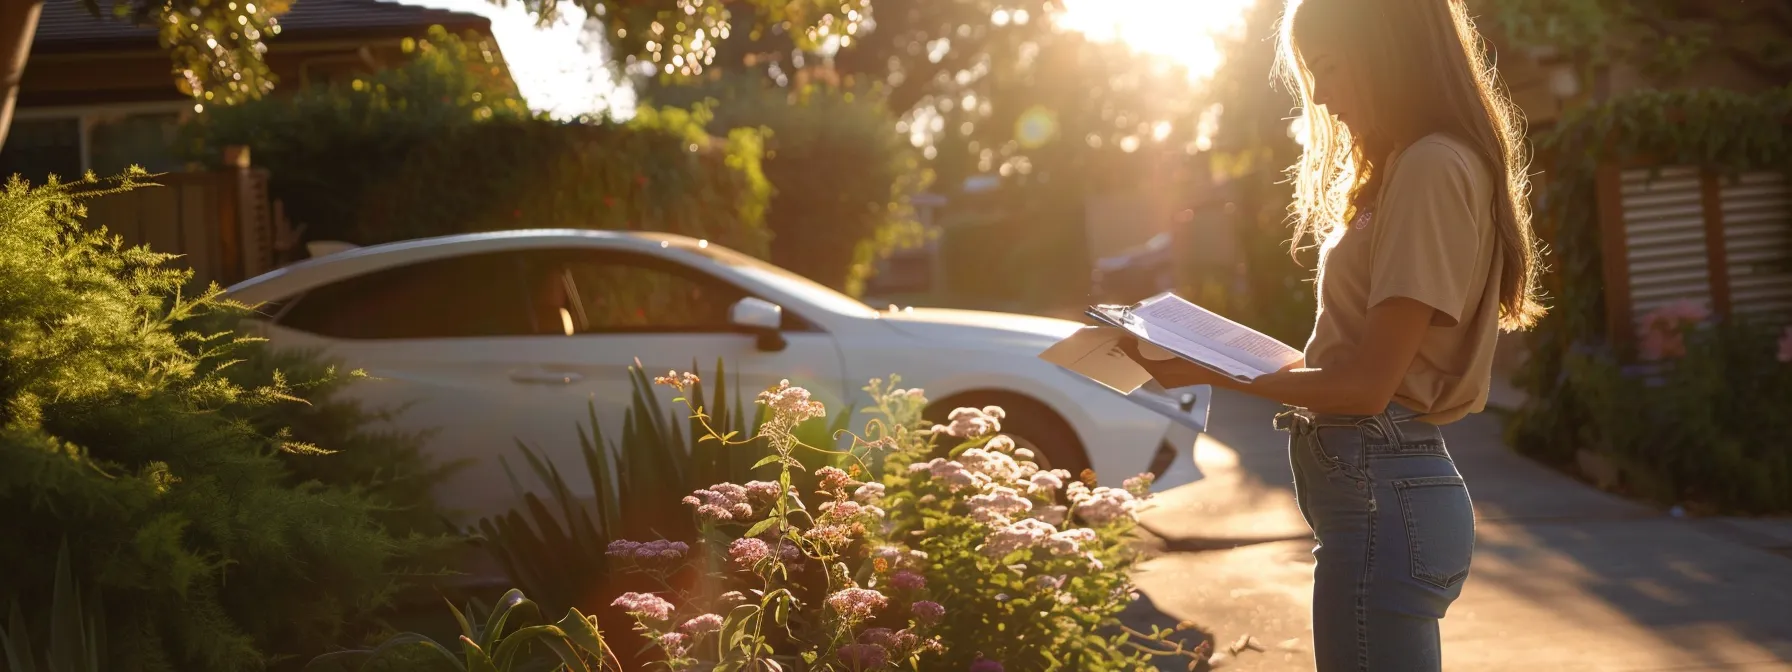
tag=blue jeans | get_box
[1276,405,1476,672]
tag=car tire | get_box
[924,392,1092,476]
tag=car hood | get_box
[876,307,1083,345]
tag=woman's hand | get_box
[1117,336,1230,389]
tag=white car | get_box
[226,230,1209,520]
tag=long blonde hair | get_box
[1276,0,1545,330]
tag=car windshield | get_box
[681,241,878,317]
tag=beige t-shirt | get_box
[1303,133,1501,424]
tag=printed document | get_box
[1039,292,1302,394]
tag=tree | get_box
[0,0,866,148]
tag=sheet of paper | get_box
[1131,293,1302,374]
[1123,319,1262,381]
[1037,326,1153,394]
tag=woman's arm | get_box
[1122,297,1434,415]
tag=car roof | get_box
[226,229,712,301]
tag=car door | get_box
[262,247,845,523]
[508,249,851,477]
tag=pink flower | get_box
[837,643,890,670]
[1123,473,1156,498]
[611,592,675,620]
[933,406,1003,438]
[607,539,690,562]
[659,631,691,657]
[1075,487,1140,525]
[853,482,886,502]
[802,523,857,546]
[983,518,1057,557]
[684,483,753,522]
[959,448,1026,482]
[679,613,723,634]
[859,627,896,648]
[890,570,926,590]
[1031,505,1068,525]
[1042,528,1097,556]
[1027,471,1064,493]
[926,458,990,491]
[744,480,781,505]
[966,486,1032,524]
[1637,300,1710,361]
[757,379,827,424]
[729,537,771,570]
[826,588,889,620]
[817,467,852,493]
[911,600,945,625]
[653,370,701,388]
[1779,326,1792,363]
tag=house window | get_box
[88,111,186,175]
[0,105,190,184]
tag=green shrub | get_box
[210,344,462,536]
[1508,316,1792,513]
[655,80,929,295]
[578,375,1207,670]
[305,589,612,672]
[475,362,846,613]
[0,173,450,671]
[354,108,771,256]
[191,26,772,256]
[1504,86,1792,513]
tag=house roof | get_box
[33,0,492,54]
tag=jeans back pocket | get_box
[1393,475,1475,589]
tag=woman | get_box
[1121,0,1544,669]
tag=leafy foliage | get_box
[190,28,772,255]
[474,361,848,667]
[476,361,778,614]
[574,374,1208,670]
[354,106,772,255]
[654,79,929,295]
[2,541,105,672]
[305,589,614,672]
[64,0,869,109]
[1505,85,1792,513]
[74,0,288,107]
[1478,0,1792,81]
[0,173,450,670]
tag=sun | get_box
[1055,0,1257,83]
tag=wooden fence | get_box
[81,150,279,289]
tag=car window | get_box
[536,253,747,333]
[278,252,536,339]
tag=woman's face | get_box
[1302,40,1368,134]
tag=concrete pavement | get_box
[1128,390,1792,671]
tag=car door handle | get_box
[509,370,584,385]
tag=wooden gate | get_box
[1596,164,1792,341]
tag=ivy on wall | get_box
[1507,84,1792,513]
[1479,0,1792,82]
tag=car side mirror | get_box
[730,297,787,352]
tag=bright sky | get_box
[1056,0,1256,84]
[396,0,634,119]
[392,0,1255,119]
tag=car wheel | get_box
[924,392,1091,476]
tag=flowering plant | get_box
[1530,314,1792,514]
[877,388,1192,670]
[596,373,1206,670]
[1636,299,1711,361]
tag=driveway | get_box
[1128,390,1792,671]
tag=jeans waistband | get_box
[1273,403,1435,444]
